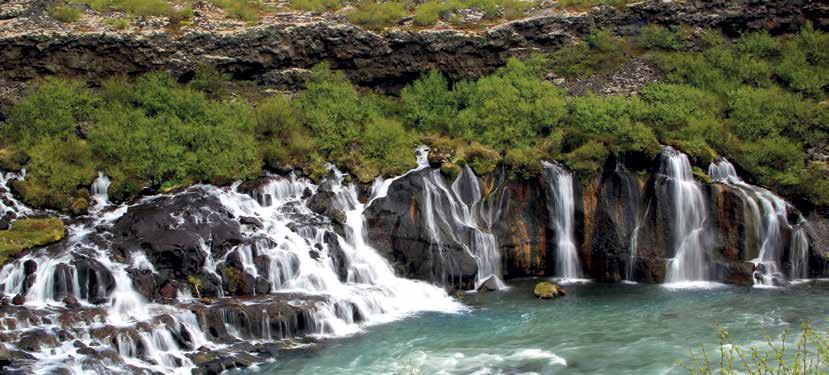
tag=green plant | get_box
[49,5,82,22]
[679,323,829,375]
[413,0,449,26]
[345,0,408,30]
[0,218,66,265]
[639,24,690,51]
[290,0,341,12]
[187,275,203,298]
[211,0,265,23]
[105,17,130,29]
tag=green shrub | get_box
[639,24,690,51]
[727,87,810,141]
[211,0,265,22]
[297,63,367,154]
[500,0,533,20]
[345,1,407,30]
[549,29,628,77]
[401,70,458,132]
[290,0,341,12]
[190,65,231,98]
[680,324,828,375]
[563,140,609,177]
[4,77,98,148]
[49,5,82,23]
[459,142,501,175]
[414,1,449,25]
[456,58,567,147]
[640,83,724,134]
[77,0,175,17]
[362,117,415,177]
[105,17,130,29]
[14,136,95,211]
[503,146,541,179]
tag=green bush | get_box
[414,1,449,26]
[456,58,567,147]
[345,1,408,30]
[49,5,82,23]
[727,87,810,141]
[639,24,690,51]
[290,0,341,12]
[211,0,265,22]
[14,136,95,211]
[297,63,367,154]
[4,78,98,148]
[549,29,628,78]
[401,70,458,133]
[76,0,176,17]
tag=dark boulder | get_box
[111,188,243,280]
[365,168,478,290]
[72,257,115,304]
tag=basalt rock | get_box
[111,188,243,281]
[0,1,824,93]
[365,168,478,289]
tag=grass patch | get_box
[680,324,829,374]
[211,0,266,23]
[0,218,66,265]
[345,1,408,30]
[557,0,634,10]
[49,5,82,23]
[290,0,342,12]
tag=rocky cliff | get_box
[0,0,826,96]
[364,151,828,289]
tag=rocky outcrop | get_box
[0,0,825,93]
[366,155,826,286]
[365,168,478,290]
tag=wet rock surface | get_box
[365,168,478,289]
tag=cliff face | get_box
[364,156,827,288]
[1,0,826,93]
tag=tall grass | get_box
[680,324,829,375]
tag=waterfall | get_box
[789,223,810,281]
[709,158,810,286]
[414,163,506,290]
[450,164,506,290]
[0,149,464,373]
[626,199,651,283]
[541,161,584,282]
[90,171,111,207]
[661,147,710,286]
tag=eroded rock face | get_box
[365,168,478,290]
[0,0,824,94]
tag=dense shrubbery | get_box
[1,25,827,211]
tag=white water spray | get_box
[541,161,584,282]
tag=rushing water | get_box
[709,158,811,286]
[541,161,584,282]
[253,279,829,375]
[661,147,710,286]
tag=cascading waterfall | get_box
[541,161,584,282]
[0,149,463,374]
[414,160,506,290]
[709,158,811,286]
[626,199,651,283]
[451,164,506,290]
[661,147,710,286]
[90,171,112,207]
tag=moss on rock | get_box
[0,218,66,264]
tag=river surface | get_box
[248,279,829,375]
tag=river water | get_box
[252,279,829,374]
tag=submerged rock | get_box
[533,282,565,299]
